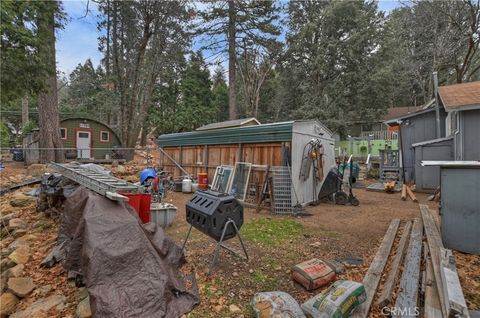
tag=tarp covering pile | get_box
[43,183,199,317]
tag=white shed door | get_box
[76,131,91,159]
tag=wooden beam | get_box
[204,144,209,173]
[406,186,418,202]
[425,244,443,318]
[421,204,447,318]
[377,221,413,308]
[440,248,470,317]
[351,219,400,318]
[394,218,423,316]
[401,184,407,201]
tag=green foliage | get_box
[0,122,10,148]
[240,218,304,246]
[198,1,281,53]
[0,1,64,103]
[212,66,229,122]
[59,59,118,122]
[283,0,386,135]
[175,52,216,131]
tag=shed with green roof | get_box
[157,119,336,206]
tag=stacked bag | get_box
[251,258,366,318]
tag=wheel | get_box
[350,196,360,206]
[334,192,348,205]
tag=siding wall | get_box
[291,121,336,206]
[459,109,480,160]
[399,109,447,182]
[413,138,453,192]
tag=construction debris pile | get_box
[39,178,199,317]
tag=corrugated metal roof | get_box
[439,81,480,112]
[196,117,260,131]
[158,121,294,146]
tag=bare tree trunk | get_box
[140,126,147,147]
[228,0,237,120]
[21,96,29,128]
[38,1,63,163]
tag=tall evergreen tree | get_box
[0,1,50,103]
[198,0,281,120]
[212,66,229,122]
[97,0,191,148]
[284,0,385,135]
[37,1,63,163]
[176,52,215,131]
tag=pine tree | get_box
[284,0,385,135]
[212,66,229,122]
[37,0,63,162]
[198,0,281,120]
[176,52,215,130]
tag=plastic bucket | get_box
[198,172,208,189]
[121,193,151,224]
[138,193,151,223]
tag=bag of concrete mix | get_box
[291,258,336,290]
[251,291,306,318]
[301,280,366,318]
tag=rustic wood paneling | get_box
[160,143,283,182]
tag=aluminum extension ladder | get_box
[49,162,140,201]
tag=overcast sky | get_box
[56,0,403,77]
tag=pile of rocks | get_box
[0,191,91,318]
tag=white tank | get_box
[191,183,199,192]
[182,178,192,193]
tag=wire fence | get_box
[0,146,159,165]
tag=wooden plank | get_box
[421,204,447,318]
[351,219,401,318]
[377,221,413,308]
[406,185,418,202]
[394,218,423,317]
[425,244,443,318]
[401,184,407,201]
[440,248,470,317]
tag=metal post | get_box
[208,218,249,275]
[433,72,441,139]
[181,224,193,252]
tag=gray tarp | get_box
[53,186,199,317]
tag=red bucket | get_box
[121,193,151,224]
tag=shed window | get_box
[100,131,110,142]
[60,128,67,140]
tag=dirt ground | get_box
[162,188,466,317]
[1,158,478,317]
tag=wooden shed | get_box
[60,117,122,160]
[157,120,336,207]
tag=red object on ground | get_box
[120,193,151,223]
[198,172,208,190]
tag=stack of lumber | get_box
[352,204,470,318]
[401,184,418,202]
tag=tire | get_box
[334,192,348,205]
[350,196,360,206]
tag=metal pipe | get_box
[158,147,190,177]
[433,72,441,139]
